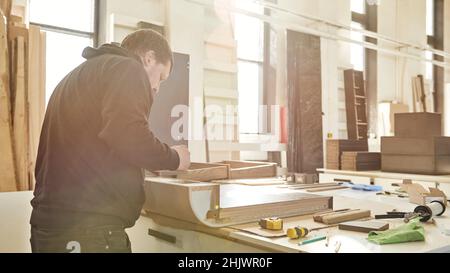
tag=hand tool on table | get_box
[375,201,446,223]
[258,217,284,231]
[298,235,328,246]
[287,225,338,239]
[376,191,408,198]
[375,211,423,223]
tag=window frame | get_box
[29,0,99,47]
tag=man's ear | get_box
[143,50,156,67]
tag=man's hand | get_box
[171,145,191,171]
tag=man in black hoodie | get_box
[30,29,190,253]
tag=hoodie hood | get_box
[82,43,142,63]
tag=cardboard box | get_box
[394,113,442,138]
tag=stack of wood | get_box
[0,2,46,192]
[341,152,381,171]
[326,139,368,170]
[381,113,450,175]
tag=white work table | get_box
[2,188,450,253]
[229,188,450,253]
[317,168,450,187]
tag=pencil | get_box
[298,235,327,246]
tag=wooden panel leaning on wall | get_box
[0,5,46,192]
[0,9,17,192]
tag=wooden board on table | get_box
[213,177,286,186]
[12,36,29,191]
[339,220,389,233]
[306,186,349,193]
[283,183,340,190]
[314,209,371,225]
[220,161,278,180]
[158,162,229,182]
[0,9,17,192]
[208,188,333,224]
[144,177,333,228]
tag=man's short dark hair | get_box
[121,29,173,68]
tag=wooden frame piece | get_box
[220,160,278,180]
[157,162,229,182]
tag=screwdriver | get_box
[286,225,338,239]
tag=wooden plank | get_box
[338,220,389,233]
[316,209,371,225]
[158,162,229,182]
[412,75,426,112]
[12,36,29,191]
[0,0,12,20]
[306,186,349,193]
[221,161,278,180]
[27,25,45,189]
[0,9,17,192]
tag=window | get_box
[426,0,434,36]
[29,0,97,104]
[234,2,264,135]
[350,0,366,72]
[350,22,365,71]
[351,0,366,14]
[425,0,435,81]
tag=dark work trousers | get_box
[30,225,132,253]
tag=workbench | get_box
[2,188,450,253]
[318,168,450,194]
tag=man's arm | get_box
[98,60,180,171]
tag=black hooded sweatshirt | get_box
[30,44,180,229]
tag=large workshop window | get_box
[351,0,378,136]
[234,2,264,135]
[350,0,365,71]
[29,0,98,104]
[426,0,434,81]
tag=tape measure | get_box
[259,217,284,231]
